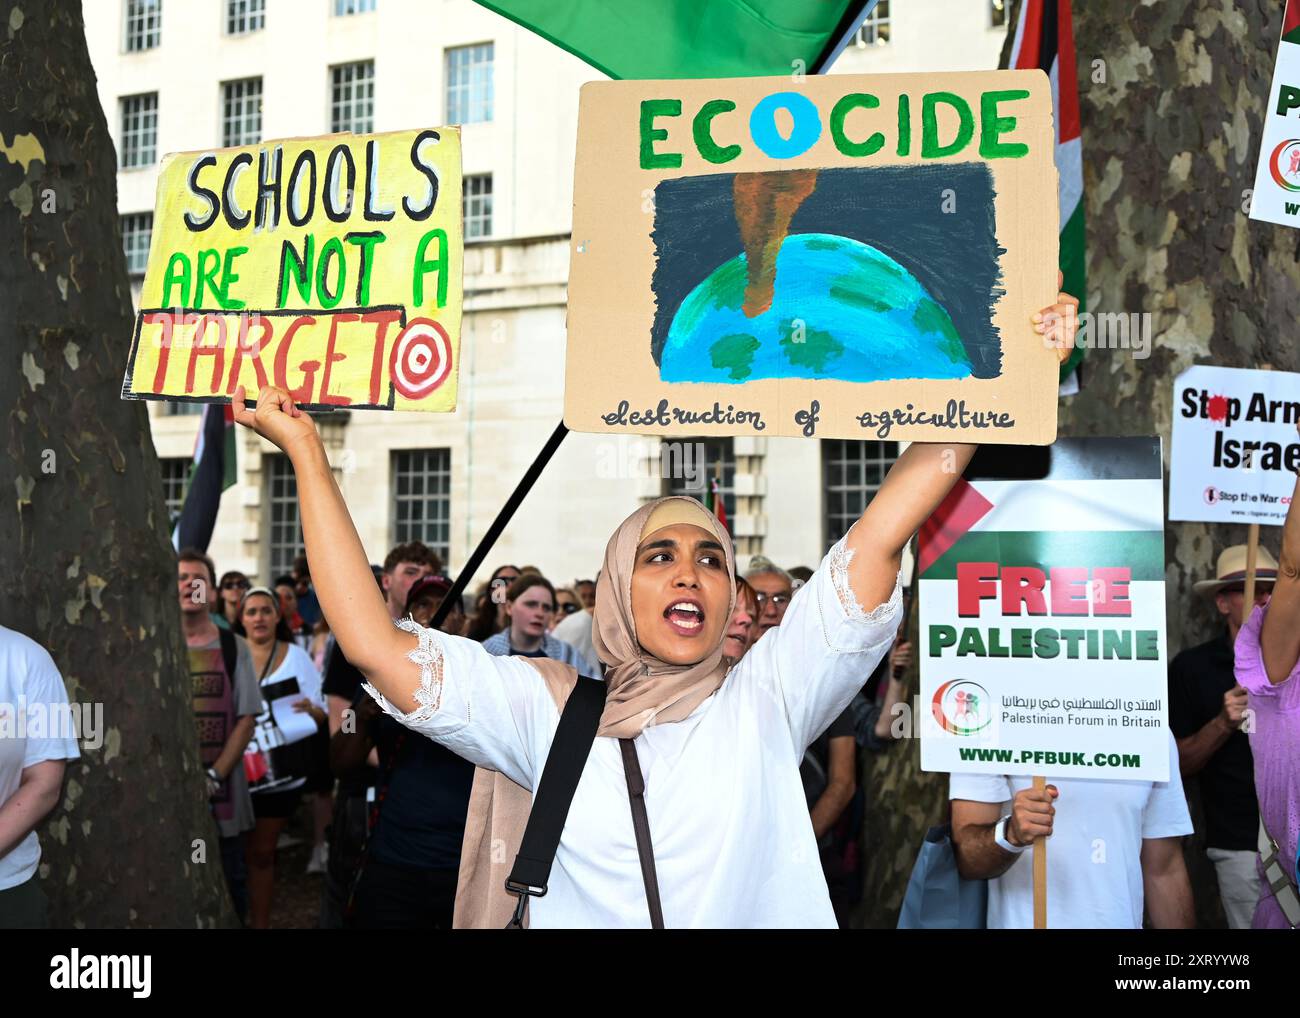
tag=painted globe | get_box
[660,233,974,384]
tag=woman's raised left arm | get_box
[842,278,1079,611]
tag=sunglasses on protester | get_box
[558,602,581,615]
[222,579,250,591]
[1220,584,1273,598]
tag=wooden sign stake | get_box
[1032,774,1048,929]
[1244,522,1261,608]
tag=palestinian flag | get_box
[472,0,878,79]
[704,477,729,534]
[1286,0,1300,46]
[172,403,237,552]
[917,437,1171,786]
[1006,0,1085,387]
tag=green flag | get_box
[474,0,869,79]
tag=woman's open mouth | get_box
[663,599,705,636]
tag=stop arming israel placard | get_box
[121,128,463,412]
[1250,0,1300,228]
[1169,365,1300,524]
[918,438,1170,783]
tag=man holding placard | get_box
[920,438,1194,927]
[950,733,1193,929]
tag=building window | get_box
[124,0,162,52]
[267,454,305,579]
[226,0,265,35]
[446,43,494,124]
[334,0,376,13]
[163,402,204,416]
[121,212,153,275]
[392,449,451,561]
[663,438,735,522]
[823,440,899,549]
[119,93,159,168]
[222,77,262,147]
[330,61,375,134]
[990,0,1007,28]
[160,457,191,526]
[463,174,493,239]
[856,0,891,46]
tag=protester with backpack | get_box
[178,548,259,924]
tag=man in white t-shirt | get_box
[950,732,1195,928]
[0,625,81,929]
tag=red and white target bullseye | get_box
[389,318,452,400]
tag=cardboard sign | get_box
[1249,0,1300,228]
[1169,365,1300,524]
[918,438,1170,783]
[121,129,463,412]
[565,71,1061,443]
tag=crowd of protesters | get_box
[157,533,914,928]
[4,509,1298,929]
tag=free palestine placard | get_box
[918,438,1170,783]
[1249,0,1300,228]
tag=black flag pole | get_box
[431,421,569,627]
[810,0,879,76]
[429,1,875,628]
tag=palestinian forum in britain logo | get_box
[931,679,992,736]
[1269,138,1300,192]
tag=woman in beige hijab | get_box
[232,283,1077,927]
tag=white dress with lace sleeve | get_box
[365,536,902,927]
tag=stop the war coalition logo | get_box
[1170,365,1300,525]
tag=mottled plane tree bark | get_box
[0,0,233,926]
[855,0,1297,927]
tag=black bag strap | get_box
[218,627,239,683]
[505,676,607,928]
[619,738,665,929]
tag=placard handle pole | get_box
[1244,523,1261,608]
[1032,774,1048,929]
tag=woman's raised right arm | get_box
[232,387,553,786]
[232,386,417,706]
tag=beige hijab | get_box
[453,496,735,927]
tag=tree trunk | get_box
[856,0,1295,927]
[1065,0,1296,931]
[1,0,233,926]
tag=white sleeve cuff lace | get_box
[828,537,903,625]
[362,617,451,726]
